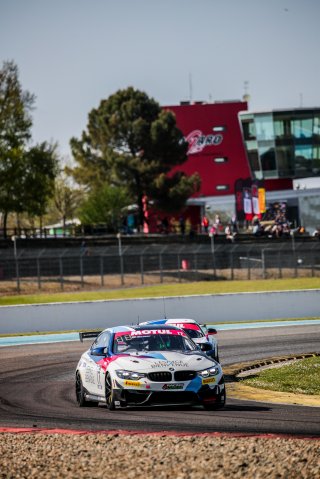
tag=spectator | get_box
[179,216,186,235]
[252,217,264,237]
[231,214,239,234]
[162,217,169,234]
[209,224,217,236]
[214,214,221,226]
[225,224,235,242]
[202,216,209,233]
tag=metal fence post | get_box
[117,234,124,286]
[209,232,216,278]
[230,251,234,280]
[37,257,41,290]
[15,257,20,293]
[140,254,144,285]
[278,251,282,279]
[159,254,163,283]
[261,249,266,279]
[194,253,198,281]
[59,256,64,291]
[100,256,104,287]
[80,255,84,288]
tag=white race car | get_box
[76,325,225,410]
[141,318,219,362]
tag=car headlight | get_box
[116,370,146,380]
[198,366,220,378]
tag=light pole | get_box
[209,231,215,254]
[117,232,122,257]
[12,235,17,259]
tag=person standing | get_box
[202,215,209,233]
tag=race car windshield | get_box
[183,327,204,339]
[113,333,197,354]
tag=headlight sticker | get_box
[202,377,216,385]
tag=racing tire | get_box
[203,388,226,411]
[105,373,116,410]
[75,372,93,407]
[215,346,220,363]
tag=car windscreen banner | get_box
[114,329,188,339]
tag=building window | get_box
[216,185,229,191]
[213,157,228,163]
[212,126,226,132]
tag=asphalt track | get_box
[0,325,320,437]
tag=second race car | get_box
[141,318,219,362]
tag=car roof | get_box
[142,318,200,326]
[165,318,199,325]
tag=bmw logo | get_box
[169,367,175,371]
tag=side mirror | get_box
[207,328,217,335]
[91,346,107,356]
[199,342,213,352]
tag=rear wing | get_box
[79,331,102,343]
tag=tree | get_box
[0,61,58,236]
[23,142,59,220]
[0,61,35,235]
[53,173,83,229]
[78,184,131,232]
[70,87,200,229]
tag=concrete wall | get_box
[0,290,319,334]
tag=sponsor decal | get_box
[151,360,189,369]
[202,377,216,385]
[96,368,102,390]
[185,130,223,155]
[84,368,95,385]
[162,383,184,390]
[124,380,141,387]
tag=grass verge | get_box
[0,277,319,306]
[242,356,320,395]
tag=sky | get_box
[1,0,320,159]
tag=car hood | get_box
[112,351,216,372]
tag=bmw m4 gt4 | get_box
[76,325,225,410]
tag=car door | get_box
[85,331,111,395]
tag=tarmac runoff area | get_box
[225,353,320,408]
[1,320,320,408]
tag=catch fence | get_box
[1,241,319,294]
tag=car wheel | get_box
[203,388,226,410]
[215,346,220,363]
[105,373,116,410]
[75,372,92,407]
